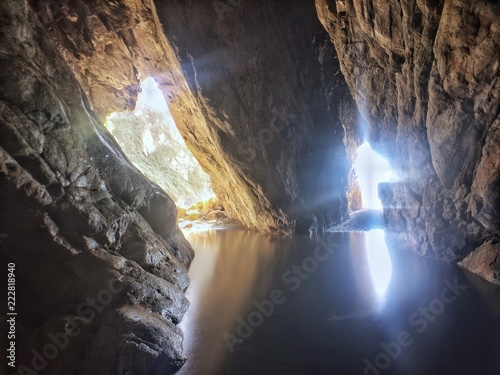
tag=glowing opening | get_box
[352,142,395,210]
[105,77,215,208]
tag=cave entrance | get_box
[352,142,394,210]
[105,77,215,212]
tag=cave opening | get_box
[105,77,216,210]
[352,141,395,210]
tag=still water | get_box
[178,228,500,375]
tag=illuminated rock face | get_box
[0,1,193,373]
[26,0,499,276]
[153,0,358,233]
[316,0,500,283]
[31,0,356,234]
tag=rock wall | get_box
[316,0,500,282]
[0,1,193,373]
[153,0,357,233]
[31,0,356,234]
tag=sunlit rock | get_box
[316,0,500,270]
[31,0,356,234]
[0,0,192,373]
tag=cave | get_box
[0,0,499,375]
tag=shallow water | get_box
[178,228,500,375]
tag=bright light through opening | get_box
[352,142,395,210]
[105,77,215,208]
[139,76,173,113]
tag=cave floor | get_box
[178,228,500,375]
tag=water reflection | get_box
[341,230,392,317]
[179,229,290,375]
[365,230,392,304]
[178,228,500,375]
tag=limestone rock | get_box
[185,210,201,221]
[316,0,500,271]
[32,0,356,234]
[155,0,355,233]
[459,240,500,286]
[0,1,192,373]
[177,206,187,219]
[207,210,227,221]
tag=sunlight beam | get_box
[352,142,395,210]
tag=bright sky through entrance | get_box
[352,142,395,210]
[105,77,215,208]
[139,77,169,113]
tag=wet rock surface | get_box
[459,240,500,286]
[316,0,500,278]
[0,1,192,373]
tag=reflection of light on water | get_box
[179,221,215,234]
[353,142,395,209]
[178,229,280,375]
[365,229,392,307]
[179,231,216,354]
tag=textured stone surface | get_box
[32,0,357,234]
[0,1,192,373]
[316,0,500,273]
[459,240,500,286]
[154,0,357,233]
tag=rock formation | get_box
[1,0,499,374]
[316,0,499,283]
[30,0,357,234]
[0,0,193,373]
[153,0,361,233]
